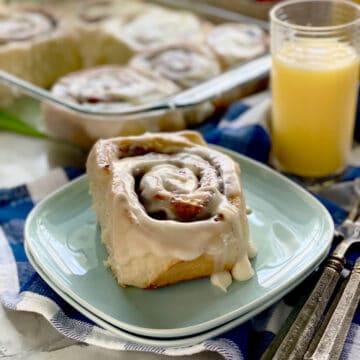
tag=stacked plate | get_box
[24,147,334,348]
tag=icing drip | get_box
[232,256,254,281]
[211,271,232,292]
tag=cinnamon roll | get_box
[130,44,220,125]
[0,5,81,102]
[73,0,150,67]
[130,44,221,89]
[42,65,185,149]
[206,23,268,69]
[86,131,256,289]
[103,7,210,55]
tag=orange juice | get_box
[272,40,359,177]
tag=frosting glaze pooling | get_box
[87,131,256,288]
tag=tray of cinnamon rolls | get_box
[0,0,270,148]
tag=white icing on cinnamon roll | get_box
[72,0,148,67]
[78,0,114,23]
[130,44,221,89]
[211,271,232,292]
[0,5,81,104]
[0,8,55,43]
[207,23,268,68]
[103,7,208,52]
[86,131,255,288]
[77,0,146,24]
[50,65,180,110]
[42,66,186,148]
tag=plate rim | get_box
[24,148,334,338]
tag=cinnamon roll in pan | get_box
[206,23,268,69]
[0,6,81,103]
[130,44,221,126]
[73,0,154,67]
[42,65,185,149]
[86,131,256,289]
[206,24,269,109]
[103,6,211,55]
[130,44,221,89]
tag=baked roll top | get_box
[0,6,81,103]
[206,23,268,69]
[87,131,256,288]
[73,0,148,66]
[77,0,117,23]
[49,65,179,108]
[76,0,146,23]
[0,7,55,42]
[103,7,209,53]
[130,44,221,89]
[42,66,185,148]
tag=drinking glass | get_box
[270,0,360,184]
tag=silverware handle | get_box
[272,257,344,360]
[305,259,360,360]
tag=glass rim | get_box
[270,0,360,32]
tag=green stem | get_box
[0,108,47,138]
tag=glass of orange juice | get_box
[270,0,360,185]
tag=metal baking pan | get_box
[0,0,271,116]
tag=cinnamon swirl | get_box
[130,44,221,89]
[206,23,268,69]
[42,65,185,149]
[0,6,81,102]
[86,131,256,289]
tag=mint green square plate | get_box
[25,147,334,339]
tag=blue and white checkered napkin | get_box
[1,93,360,360]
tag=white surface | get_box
[0,132,223,360]
[0,133,86,188]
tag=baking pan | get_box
[0,0,271,116]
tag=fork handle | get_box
[272,257,345,360]
[305,259,360,360]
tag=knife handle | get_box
[272,257,345,360]
[305,258,360,360]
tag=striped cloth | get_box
[1,94,360,359]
